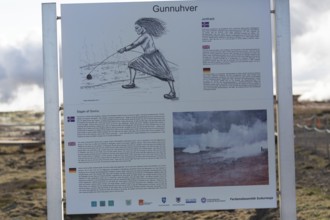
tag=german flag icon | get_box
[203,68,211,74]
[69,168,77,174]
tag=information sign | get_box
[61,0,276,214]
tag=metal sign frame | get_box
[42,0,296,219]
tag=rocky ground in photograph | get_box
[174,148,268,188]
[0,102,329,219]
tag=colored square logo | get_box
[126,200,132,206]
[138,199,144,206]
[108,200,114,206]
[91,201,97,207]
[100,201,106,207]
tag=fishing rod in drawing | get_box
[85,49,178,80]
[86,51,119,80]
[85,49,132,80]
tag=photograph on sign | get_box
[173,110,269,188]
[61,0,276,214]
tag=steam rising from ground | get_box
[200,119,267,149]
[0,39,43,108]
[174,111,268,158]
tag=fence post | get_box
[327,118,330,159]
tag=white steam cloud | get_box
[178,119,268,158]
[0,38,43,110]
[199,119,267,149]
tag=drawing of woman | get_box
[118,17,176,99]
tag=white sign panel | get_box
[61,0,276,214]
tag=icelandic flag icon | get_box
[67,116,75,122]
[202,21,209,28]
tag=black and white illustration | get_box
[173,110,270,187]
[80,17,178,100]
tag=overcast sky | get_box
[0,0,329,111]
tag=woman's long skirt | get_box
[128,50,174,82]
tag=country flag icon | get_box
[68,141,76,146]
[202,21,209,28]
[203,68,211,74]
[202,45,210,49]
[69,168,77,174]
[67,116,75,122]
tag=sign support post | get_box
[42,3,64,220]
[274,0,297,219]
